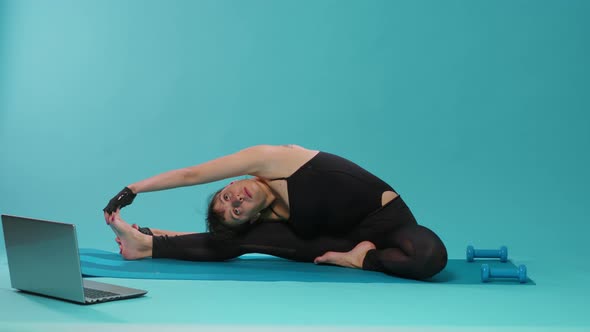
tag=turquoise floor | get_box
[1,245,588,332]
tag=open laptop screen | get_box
[2,215,86,303]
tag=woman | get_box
[103,144,447,280]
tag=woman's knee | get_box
[400,225,447,279]
[422,240,448,278]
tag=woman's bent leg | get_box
[362,224,448,280]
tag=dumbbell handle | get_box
[474,249,502,257]
[467,245,508,262]
[481,264,527,283]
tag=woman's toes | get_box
[314,252,335,265]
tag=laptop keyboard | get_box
[84,287,120,299]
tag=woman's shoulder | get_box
[249,144,320,178]
[280,144,306,150]
[248,144,318,154]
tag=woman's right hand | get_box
[103,187,137,214]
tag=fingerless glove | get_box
[137,226,154,236]
[103,187,137,213]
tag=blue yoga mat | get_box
[80,248,534,284]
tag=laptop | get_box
[1,214,147,304]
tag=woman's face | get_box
[214,178,268,226]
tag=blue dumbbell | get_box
[481,264,527,283]
[466,245,508,262]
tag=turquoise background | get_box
[0,0,589,329]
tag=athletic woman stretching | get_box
[103,144,447,280]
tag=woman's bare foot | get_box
[314,241,376,269]
[105,211,153,260]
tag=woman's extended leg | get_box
[153,221,359,262]
[108,209,359,262]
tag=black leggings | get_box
[152,197,448,280]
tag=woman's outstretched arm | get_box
[103,145,277,214]
[127,145,275,194]
[103,144,306,215]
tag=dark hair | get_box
[206,188,252,238]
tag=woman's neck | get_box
[257,178,289,221]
